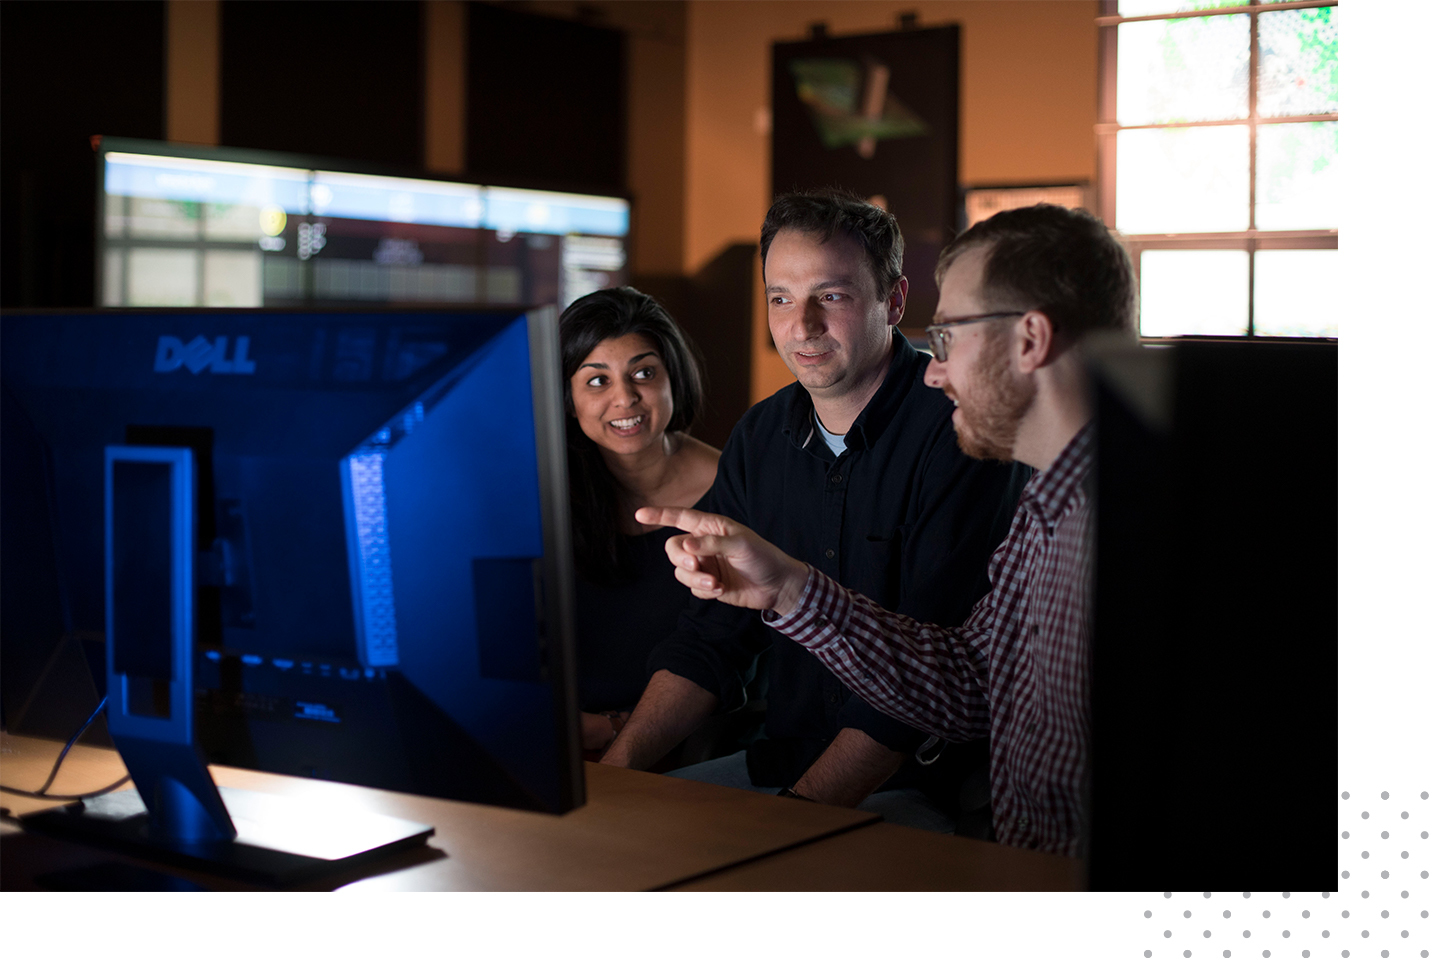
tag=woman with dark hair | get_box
[560,287,720,754]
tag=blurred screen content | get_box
[101,151,629,311]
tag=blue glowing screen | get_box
[2,308,580,814]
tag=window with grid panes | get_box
[1097,1,1338,338]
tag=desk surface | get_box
[1,733,1083,891]
[674,819,1085,891]
[2,733,877,891]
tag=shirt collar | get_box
[782,329,923,452]
[1021,420,1095,530]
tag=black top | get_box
[573,527,691,713]
[648,331,1031,790]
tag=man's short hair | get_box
[761,190,904,300]
[936,204,1137,343]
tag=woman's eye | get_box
[585,375,606,387]
[632,367,655,381]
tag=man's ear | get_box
[1013,310,1057,373]
[886,276,909,327]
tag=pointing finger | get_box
[636,506,735,536]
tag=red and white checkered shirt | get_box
[771,423,1094,855]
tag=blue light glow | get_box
[241,654,263,666]
[484,186,628,237]
[106,153,310,212]
[294,701,340,723]
[105,153,629,239]
[311,172,484,228]
[342,402,430,668]
[345,451,399,666]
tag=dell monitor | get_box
[1,306,583,882]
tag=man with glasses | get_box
[638,204,1135,855]
[601,191,1027,833]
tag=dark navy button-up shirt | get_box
[648,331,1030,790]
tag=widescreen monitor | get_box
[1,306,582,879]
[95,137,629,313]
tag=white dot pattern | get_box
[1138,789,1431,957]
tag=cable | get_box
[35,695,106,795]
[0,696,133,801]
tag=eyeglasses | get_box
[924,312,1026,362]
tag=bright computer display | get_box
[2,307,583,876]
[97,137,629,313]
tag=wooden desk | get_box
[673,819,1085,891]
[1,733,1083,891]
[1,733,876,891]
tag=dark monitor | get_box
[1,306,582,882]
[95,137,630,313]
[1087,336,1338,891]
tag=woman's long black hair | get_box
[560,287,704,584]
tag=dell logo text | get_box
[154,335,257,375]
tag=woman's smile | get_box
[570,332,674,457]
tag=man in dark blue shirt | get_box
[600,191,1027,831]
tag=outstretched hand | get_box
[636,507,810,616]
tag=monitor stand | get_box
[22,785,434,886]
[18,445,434,887]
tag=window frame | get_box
[1096,0,1339,338]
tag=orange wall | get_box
[682,1,1099,403]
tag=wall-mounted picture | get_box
[772,24,959,336]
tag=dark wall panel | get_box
[0,1,166,307]
[221,1,422,169]
[771,26,959,337]
[467,4,625,195]
[635,243,756,451]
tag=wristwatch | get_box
[776,786,816,802]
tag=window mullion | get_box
[1098,0,1119,228]
[1098,1,1337,29]
[1247,10,1259,335]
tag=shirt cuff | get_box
[765,566,850,651]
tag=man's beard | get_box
[952,330,1036,462]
